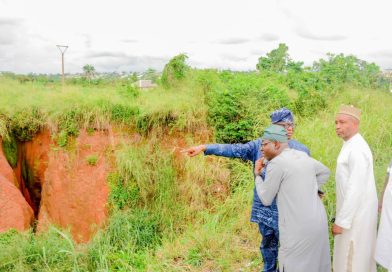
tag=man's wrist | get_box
[200,145,206,152]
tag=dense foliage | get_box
[202,44,388,143]
[161,53,189,87]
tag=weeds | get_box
[86,155,98,166]
[2,135,18,168]
[0,227,85,272]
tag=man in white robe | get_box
[332,105,378,272]
[375,160,392,271]
[255,125,331,272]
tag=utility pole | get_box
[56,45,68,86]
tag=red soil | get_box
[0,138,34,232]
[0,129,118,243]
[36,129,114,243]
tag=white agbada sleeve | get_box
[375,172,392,270]
[335,150,369,229]
[255,160,284,206]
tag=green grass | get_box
[0,75,206,142]
[0,227,86,272]
[85,155,98,166]
[0,74,391,271]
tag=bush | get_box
[161,54,189,87]
[55,109,81,147]
[207,87,254,143]
[136,111,177,134]
[110,103,140,124]
[118,83,140,98]
[10,108,45,142]
[293,88,327,116]
[108,172,140,209]
[196,69,221,95]
[206,71,291,143]
[86,154,98,166]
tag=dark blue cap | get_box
[270,107,294,124]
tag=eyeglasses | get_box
[275,122,294,129]
[261,141,272,147]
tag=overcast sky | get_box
[1,0,391,74]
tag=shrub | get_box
[110,103,139,124]
[108,172,140,209]
[136,111,177,134]
[161,54,189,87]
[54,109,81,147]
[206,71,291,143]
[118,83,140,98]
[86,154,98,166]
[293,87,327,117]
[10,108,45,142]
[196,69,221,95]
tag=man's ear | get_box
[274,141,280,151]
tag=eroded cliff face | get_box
[0,138,34,232]
[37,129,113,242]
[0,129,117,243]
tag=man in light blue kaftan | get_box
[183,108,310,272]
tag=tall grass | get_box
[0,75,206,143]
[0,227,86,272]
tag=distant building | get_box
[383,69,392,92]
[134,79,157,89]
[383,69,392,79]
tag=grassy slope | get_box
[0,76,391,271]
[0,76,205,141]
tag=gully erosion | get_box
[0,128,116,243]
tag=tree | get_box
[256,43,290,73]
[312,53,383,88]
[130,72,138,82]
[142,68,159,82]
[287,60,304,73]
[161,54,189,87]
[83,64,96,83]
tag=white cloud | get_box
[0,0,391,73]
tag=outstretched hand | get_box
[182,145,206,157]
